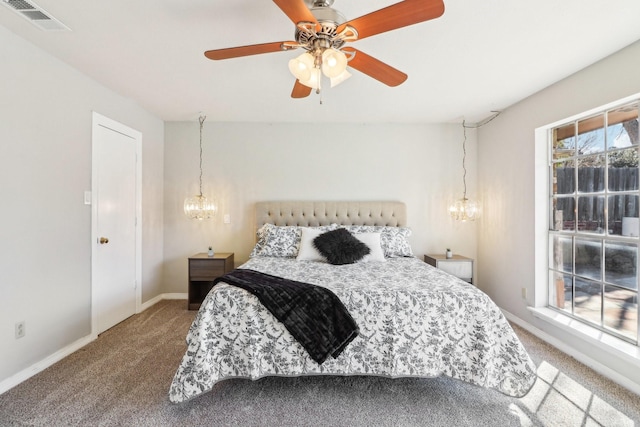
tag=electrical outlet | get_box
[521,288,527,299]
[15,321,25,339]
[223,214,231,224]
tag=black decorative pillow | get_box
[313,228,371,265]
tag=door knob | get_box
[99,237,109,244]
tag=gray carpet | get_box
[1,300,638,427]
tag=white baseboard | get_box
[0,334,95,396]
[139,293,187,312]
[161,293,188,300]
[502,309,640,396]
[1,293,187,396]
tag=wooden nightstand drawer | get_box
[189,259,226,280]
[188,252,234,310]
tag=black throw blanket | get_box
[212,269,359,365]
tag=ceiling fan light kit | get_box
[204,0,445,98]
[288,48,349,89]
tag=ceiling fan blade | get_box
[343,48,407,87]
[291,79,312,98]
[273,0,317,26]
[204,41,296,60]
[338,0,444,41]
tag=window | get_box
[548,100,640,344]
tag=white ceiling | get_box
[3,0,640,123]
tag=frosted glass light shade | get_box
[330,69,352,87]
[299,67,322,90]
[184,195,217,220]
[321,48,348,78]
[288,52,314,81]
[448,198,479,222]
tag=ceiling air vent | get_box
[2,0,70,31]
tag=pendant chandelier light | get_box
[184,115,217,220]
[449,120,479,222]
[448,112,501,221]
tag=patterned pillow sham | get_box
[250,223,337,258]
[340,225,413,258]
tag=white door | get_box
[92,113,140,334]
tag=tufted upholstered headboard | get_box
[255,201,406,228]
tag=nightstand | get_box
[424,254,474,284]
[188,252,234,310]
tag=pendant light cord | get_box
[198,115,206,197]
[462,120,468,199]
[460,111,502,199]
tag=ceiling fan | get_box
[204,0,445,98]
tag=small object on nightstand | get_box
[446,248,452,259]
[188,252,234,310]
[424,253,474,284]
[207,246,214,257]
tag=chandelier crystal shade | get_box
[184,194,217,220]
[184,115,217,220]
[449,197,479,222]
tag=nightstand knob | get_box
[99,237,109,244]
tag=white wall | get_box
[477,40,640,389]
[0,25,164,385]
[163,122,478,293]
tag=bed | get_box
[169,201,536,403]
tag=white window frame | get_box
[533,93,640,365]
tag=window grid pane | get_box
[607,195,639,236]
[577,114,605,155]
[574,278,602,326]
[577,196,605,234]
[603,285,638,340]
[550,235,573,273]
[549,270,572,315]
[549,101,640,345]
[551,197,575,232]
[604,241,638,290]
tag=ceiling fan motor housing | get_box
[295,5,348,50]
[309,5,345,25]
[305,0,335,8]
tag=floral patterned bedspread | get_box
[169,257,537,403]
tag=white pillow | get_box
[354,232,386,262]
[296,228,328,262]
